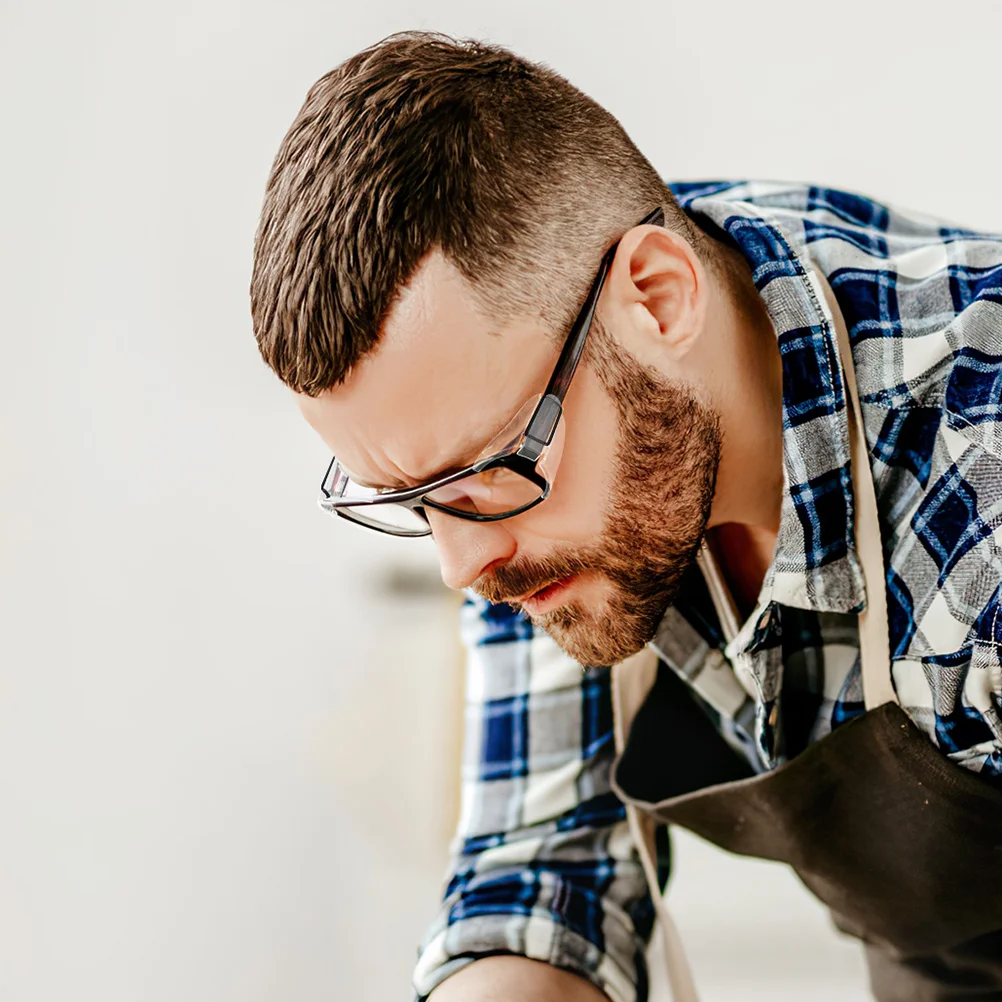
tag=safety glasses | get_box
[318,207,664,536]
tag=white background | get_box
[3,1,1001,1000]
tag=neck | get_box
[701,239,785,606]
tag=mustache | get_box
[472,522,703,611]
[473,551,594,606]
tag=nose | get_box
[425,508,517,591]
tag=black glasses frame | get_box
[318,207,665,536]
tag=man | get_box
[250,31,1002,1002]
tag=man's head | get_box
[251,32,733,666]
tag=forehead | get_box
[297,250,558,485]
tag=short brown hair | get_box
[251,31,701,396]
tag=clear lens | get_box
[536,409,566,483]
[435,394,565,517]
[425,466,544,516]
[337,503,430,535]
[475,395,542,462]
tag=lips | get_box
[528,580,565,602]
[518,575,576,616]
[511,579,560,605]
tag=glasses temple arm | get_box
[519,206,666,460]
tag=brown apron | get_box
[609,273,1002,1001]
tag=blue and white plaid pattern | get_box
[413,182,1002,1002]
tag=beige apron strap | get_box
[812,271,897,710]
[612,647,700,1002]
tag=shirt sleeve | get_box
[411,594,660,1002]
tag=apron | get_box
[608,272,1002,1002]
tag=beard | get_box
[473,324,721,667]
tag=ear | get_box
[602,223,709,364]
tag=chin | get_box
[535,602,652,669]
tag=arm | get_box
[412,595,659,1002]
[428,955,611,1001]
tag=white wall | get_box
[2,1,1000,1000]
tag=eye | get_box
[478,467,505,485]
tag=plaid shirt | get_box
[413,182,1002,1002]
